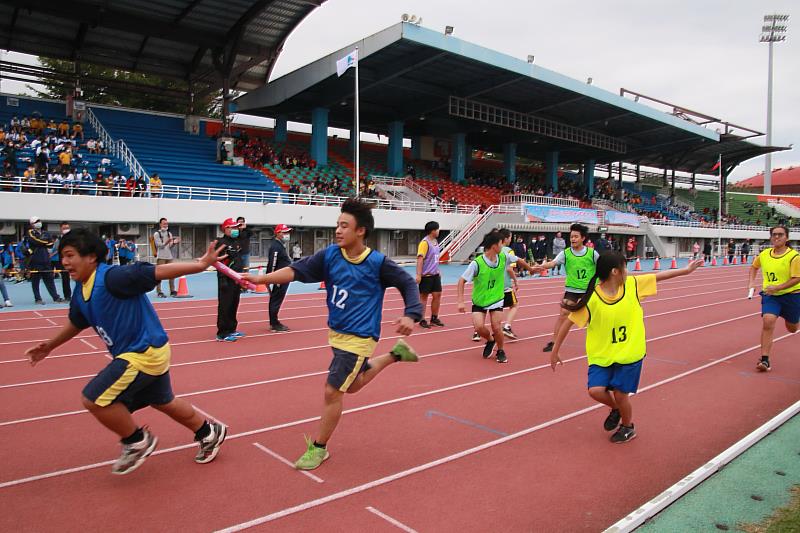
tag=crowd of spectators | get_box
[234,135,316,171]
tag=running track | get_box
[0,265,797,532]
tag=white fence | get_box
[501,194,580,207]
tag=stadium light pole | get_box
[760,14,789,195]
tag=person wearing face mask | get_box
[215,219,245,342]
[265,224,293,332]
[50,222,73,301]
[26,216,65,305]
[235,217,253,271]
[153,218,180,298]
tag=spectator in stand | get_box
[153,218,179,297]
[236,217,253,271]
[126,175,137,197]
[57,121,69,137]
[692,241,701,260]
[136,175,148,197]
[26,216,64,304]
[727,239,736,264]
[703,241,713,262]
[149,174,163,198]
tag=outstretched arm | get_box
[653,259,703,282]
[25,322,83,366]
[154,241,226,280]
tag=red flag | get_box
[711,160,721,172]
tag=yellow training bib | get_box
[585,276,646,366]
[758,248,800,295]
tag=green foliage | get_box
[29,57,221,117]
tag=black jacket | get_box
[217,235,244,273]
[26,229,54,267]
[266,239,291,273]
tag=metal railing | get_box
[647,218,772,231]
[500,194,580,207]
[0,178,478,214]
[86,107,149,179]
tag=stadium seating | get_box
[89,107,282,193]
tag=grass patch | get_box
[739,486,800,533]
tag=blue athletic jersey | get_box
[323,245,386,340]
[69,263,168,357]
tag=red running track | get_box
[0,265,797,532]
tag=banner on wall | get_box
[523,204,598,224]
[604,210,641,227]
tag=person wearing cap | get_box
[216,218,245,342]
[235,217,253,271]
[26,216,64,304]
[265,223,293,332]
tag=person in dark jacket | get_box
[215,218,245,342]
[266,223,293,332]
[236,216,254,270]
[26,216,64,304]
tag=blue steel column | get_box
[348,129,356,154]
[387,121,404,176]
[503,142,517,183]
[545,151,559,191]
[451,133,466,183]
[274,115,287,143]
[310,107,328,167]
[585,159,595,196]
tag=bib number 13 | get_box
[610,326,627,344]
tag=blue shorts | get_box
[761,292,800,324]
[328,347,372,392]
[83,358,174,412]
[587,358,644,394]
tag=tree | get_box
[28,57,220,116]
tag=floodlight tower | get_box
[760,13,789,195]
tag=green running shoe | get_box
[391,339,418,362]
[295,436,329,470]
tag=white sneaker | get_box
[3,300,11,307]
[112,428,158,475]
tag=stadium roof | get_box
[735,166,800,188]
[237,22,786,175]
[0,0,324,92]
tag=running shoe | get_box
[112,428,158,475]
[35,299,44,305]
[216,334,238,342]
[231,331,246,339]
[295,436,329,470]
[756,358,771,372]
[502,325,518,339]
[157,292,167,298]
[270,323,290,332]
[195,422,227,464]
[604,408,621,431]
[54,297,66,303]
[496,350,508,364]
[483,339,496,359]
[430,317,445,327]
[170,291,179,297]
[419,319,431,329]
[610,424,636,443]
[3,300,11,307]
[391,339,418,362]
[472,331,481,342]
[542,341,554,352]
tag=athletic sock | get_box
[313,441,326,449]
[194,420,211,441]
[761,355,769,362]
[121,427,144,445]
[431,315,438,320]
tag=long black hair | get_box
[562,251,627,311]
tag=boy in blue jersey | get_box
[25,229,228,475]
[244,199,422,470]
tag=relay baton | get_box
[214,261,257,291]
[747,287,755,299]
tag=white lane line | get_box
[80,339,99,351]
[252,443,324,484]
[192,404,224,425]
[365,506,418,533]
[213,332,797,532]
[33,311,57,326]
[604,398,800,533]
[0,316,781,489]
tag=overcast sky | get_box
[2,0,796,182]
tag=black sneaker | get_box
[610,424,636,443]
[419,319,431,329]
[482,339,496,359]
[756,358,771,372]
[502,325,518,339]
[35,299,45,305]
[157,292,167,298]
[472,331,481,342]
[270,323,290,332]
[170,291,179,297]
[430,317,445,327]
[112,428,158,475]
[54,297,65,303]
[496,350,508,363]
[543,341,554,352]
[603,408,621,431]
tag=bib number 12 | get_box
[330,285,349,309]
